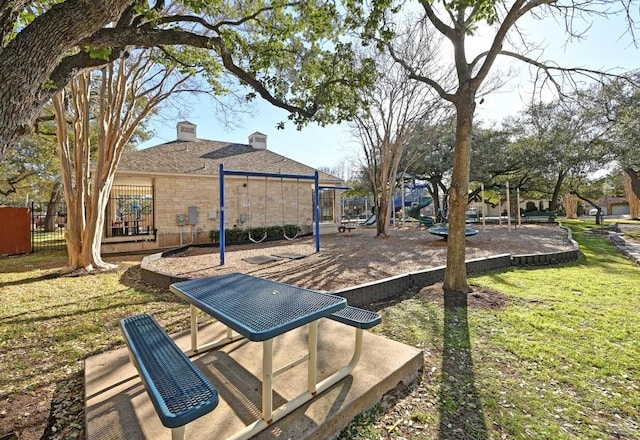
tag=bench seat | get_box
[522,211,556,222]
[328,306,381,329]
[120,314,219,438]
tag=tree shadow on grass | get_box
[439,290,488,440]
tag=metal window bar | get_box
[106,185,155,238]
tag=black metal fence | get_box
[105,185,155,238]
[31,201,67,252]
[16,185,155,253]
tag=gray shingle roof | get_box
[117,139,342,183]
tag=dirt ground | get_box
[146,223,576,291]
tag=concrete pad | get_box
[85,318,423,440]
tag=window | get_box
[106,185,154,237]
[319,189,336,222]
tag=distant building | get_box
[102,121,344,253]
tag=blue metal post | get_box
[314,170,320,253]
[219,163,225,265]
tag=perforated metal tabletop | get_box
[170,273,346,341]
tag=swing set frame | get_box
[218,164,321,265]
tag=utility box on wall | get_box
[176,214,187,226]
[188,206,198,225]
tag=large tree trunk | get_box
[0,0,130,161]
[43,182,63,232]
[443,96,474,293]
[624,168,640,202]
[561,192,578,219]
[549,171,566,211]
[623,171,640,219]
[53,79,116,274]
[64,178,116,272]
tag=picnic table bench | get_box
[119,275,383,440]
[522,211,557,222]
[328,305,381,329]
[120,314,219,440]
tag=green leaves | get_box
[439,0,499,26]
[88,46,112,60]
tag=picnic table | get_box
[166,273,376,440]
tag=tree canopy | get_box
[377,0,639,292]
[0,0,377,162]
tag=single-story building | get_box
[594,195,629,216]
[102,121,344,254]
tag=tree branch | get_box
[387,43,455,102]
[79,27,327,119]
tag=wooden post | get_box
[506,182,511,232]
[481,183,486,231]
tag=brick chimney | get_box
[176,121,197,141]
[248,131,267,150]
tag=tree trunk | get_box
[623,171,640,219]
[549,171,566,211]
[624,168,640,202]
[428,180,441,221]
[43,182,63,232]
[0,0,131,162]
[53,82,116,274]
[561,192,578,219]
[443,96,474,293]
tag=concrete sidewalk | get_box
[85,318,422,440]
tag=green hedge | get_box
[209,224,303,244]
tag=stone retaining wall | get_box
[141,226,581,303]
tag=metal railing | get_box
[31,201,67,252]
[105,185,155,238]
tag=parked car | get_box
[589,208,599,216]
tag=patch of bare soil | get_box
[147,223,575,292]
[418,282,510,310]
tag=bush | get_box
[209,224,303,244]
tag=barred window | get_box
[106,185,154,237]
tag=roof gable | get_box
[117,138,342,183]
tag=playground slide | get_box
[406,198,435,226]
[361,214,376,226]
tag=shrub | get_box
[209,224,303,244]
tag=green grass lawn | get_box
[0,251,194,439]
[342,220,640,439]
[1,221,638,439]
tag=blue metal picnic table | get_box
[169,273,350,440]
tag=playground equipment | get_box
[219,165,349,265]
[406,198,435,226]
[361,214,376,226]
[219,165,321,265]
[281,177,300,240]
[246,175,268,243]
[428,224,479,240]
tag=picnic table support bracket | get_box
[188,305,245,356]
[172,426,185,440]
[262,339,274,424]
[225,324,365,440]
[272,354,310,377]
[308,321,318,395]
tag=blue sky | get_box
[139,9,640,172]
